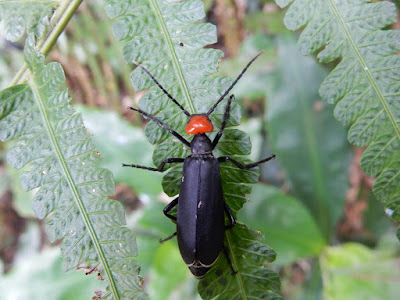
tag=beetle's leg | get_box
[122,157,185,172]
[218,154,276,169]
[128,107,191,147]
[212,95,234,150]
[223,203,238,274]
[223,246,238,275]
[159,197,179,243]
[160,232,177,243]
[163,197,179,221]
[224,203,236,230]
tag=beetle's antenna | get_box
[133,60,191,117]
[128,106,191,147]
[206,51,263,116]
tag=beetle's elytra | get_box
[123,52,275,278]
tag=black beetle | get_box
[123,52,275,278]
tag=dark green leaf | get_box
[239,184,326,265]
[276,0,400,241]
[217,129,251,156]
[267,36,352,240]
[162,164,183,197]
[198,224,282,300]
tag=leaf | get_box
[267,35,352,240]
[239,184,326,265]
[320,242,400,300]
[0,44,147,300]
[198,224,283,300]
[104,0,257,215]
[0,0,57,42]
[276,0,400,238]
[104,0,241,153]
[106,0,282,296]
[77,106,163,197]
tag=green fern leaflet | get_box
[0,44,147,300]
[0,0,57,42]
[106,0,282,298]
[276,0,400,236]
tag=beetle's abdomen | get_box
[177,156,225,277]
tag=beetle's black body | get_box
[123,52,275,278]
[177,135,224,277]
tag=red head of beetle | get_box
[185,115,214,135]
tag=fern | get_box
[0,0,57,42]
[0,43,147,300]
[106,0,282,297]
[276,0,400,234]
[198,224,282,300]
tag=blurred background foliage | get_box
[0,0,399,299]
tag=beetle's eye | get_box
[186,115,214,135]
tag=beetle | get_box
[123,52,275,278]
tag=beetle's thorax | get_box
[190,134,213,154]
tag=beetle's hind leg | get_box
[160,197,179,243]
[224,204,237,274]
[223,246,237,275]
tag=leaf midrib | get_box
[28,77,120,299]
[148,0,195,114]
[226,232,248,300]
[327,0,400,143]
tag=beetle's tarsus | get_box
[160,232,177,243]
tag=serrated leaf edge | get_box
[27,76,120,299]
[326,0,400,142]
[147,0,196,114]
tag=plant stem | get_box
[11,0,84,86]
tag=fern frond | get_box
[106,0,281,296]
[277,1,400,229]
[198,224,283,300]
[0,0,57,42]
[105,0,259,213]
[0,44,147,300]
